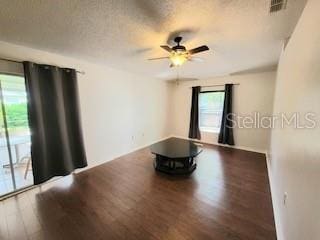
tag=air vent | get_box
[270,0,287,13]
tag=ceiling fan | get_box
[148,36,209,67]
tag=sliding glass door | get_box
[0,73,33,196]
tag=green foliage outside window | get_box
[0,103,29,132]
[199,92,225,110]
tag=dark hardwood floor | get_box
[0,143,276,240]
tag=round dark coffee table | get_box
[150,137,202,174]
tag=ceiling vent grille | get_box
[270,0,287,13]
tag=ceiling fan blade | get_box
[161,45,172,52]
[188,45,209,55]
[188,57,204,62]
[169,63,174,68]
[148,57,169,60]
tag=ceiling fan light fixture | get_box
[170,52,188,66]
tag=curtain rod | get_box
[0,57,85,75]
[189,83,240,88]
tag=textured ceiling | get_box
[0,0,307,80]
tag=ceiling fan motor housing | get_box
[172,45,186,52]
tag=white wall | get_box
[0,41,172,168]
[269,0,320,239]
[170,71,276,153]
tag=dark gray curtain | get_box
[218,84,234,145]
[188,86,201,140]
[23,61,87,184]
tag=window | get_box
[199,91,225,133]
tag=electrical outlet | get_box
[283,192,288,205]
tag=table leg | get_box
[15,144,20,164]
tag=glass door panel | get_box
[0,73,33,197]
[0,98,14,195]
